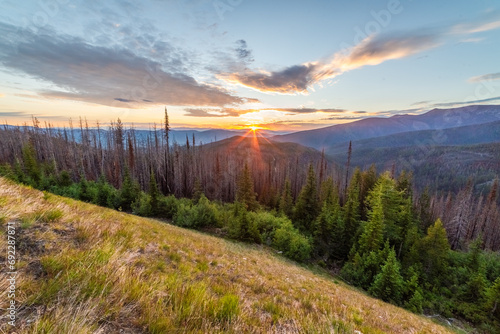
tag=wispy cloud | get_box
[468,72,500,82]
[430,96,500,108]
[0,23,252,108]
[182,107,354,117]
[184,108,241,117]
[220,14,500,94]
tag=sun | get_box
[250,126,259,132]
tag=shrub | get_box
[157,195,179,219]
[227,204,261,243]
[250,211,290,245]
[132,193,153,217]
[273,220,311,262]
[173,196,219,228]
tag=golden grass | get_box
[0,177,456,333]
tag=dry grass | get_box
[0,177,456,333]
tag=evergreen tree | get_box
[369,248,404,304]
[420,219,450,284]
[358,191,385,254]
[192,178,203,204]
[236,163,258,211]
[22,142,41,186]
[314,198,344,261]
[149,170,160,215]
[58,170,73,187]
[360,164,377,220]
[343,168,362,252]
[96,174,114,208]
[417,187,433,232]
[279,178,294,218]
[293,164,319,233]
[120,167,139,211]
[78,174,94,202]
[485,276,500,321]
[319,177,336,205]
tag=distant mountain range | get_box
[273,105,500,151]
[327,120,500,156]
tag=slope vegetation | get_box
[0,178,454,333]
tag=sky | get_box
[1,0,500,131]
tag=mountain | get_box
[327,120,500,156]
[0,177,454,333]
[203,134,333,167]
[273,105,500,150]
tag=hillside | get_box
[326,120,500,156]
[333,142,500,193]
[273,105,500,150]
[0,177,454,333]
[203,135,333,167]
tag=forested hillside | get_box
[1,114,500,332]
[0,177,456,333]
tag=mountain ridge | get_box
[273,104,500,150]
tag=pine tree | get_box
[192,178,203,204]
[358,191,385,254]
[96,174,114,208]
[319,177,336,205]
[279,178,293,218]
[485,276,500,320]
[314,198,343,260]
[369,248,404,304]
[420,218,450,284]
[78,174,94,202]
[236,163,258,211]
[293,164,319,233]
[22,142,41,186]
[149,169,160,215]
[343,168,362,251]
[360,164,377,220]
[120,167,139,211]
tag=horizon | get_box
[1,1,500,131]
[2,103,498,134]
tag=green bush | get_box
[273,220,311,262]
[227,204,261,243]
[249,211,290,245]
[173,195,219,228]
[157,195,179,219]
[132,193,153,217]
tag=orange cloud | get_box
[220,15,500,95]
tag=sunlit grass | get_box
[0,177,455,333]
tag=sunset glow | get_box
[0,2,499,131]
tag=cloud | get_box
[184,108,242,117]
[220,64,317,94]
[182,107,353,117]
[220,14,500,94]
[220,32,438,94]
[451,18,500,34]
[0,23,251,108]
[0,111,27,117]
[0,110,69,122]
[468,72,500,83]
[430,96,500,108]
[235,40,253,62]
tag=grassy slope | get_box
[0,178,454,334]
